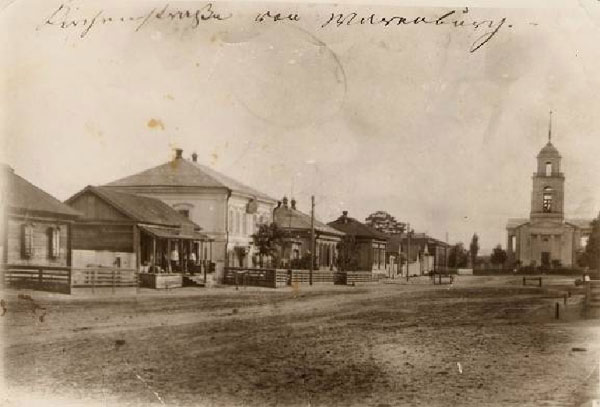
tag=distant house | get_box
[387,233,449,276]
[328,211,388,274]
[273,197,344,270]
[102,148,277,282]
[65,186,211,279]
[1,165,80,290]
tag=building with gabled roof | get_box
[273,196,344,270]
[102,148,277,281]
[2,165,80,291]
[66,186,211,277]
[328,211,388,273]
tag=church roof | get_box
[506,218,529,228]
[104,154,275,202]
[566,219,593,230]
[537,142,560,157]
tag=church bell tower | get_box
[530,112,565,222]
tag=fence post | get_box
[38,268,43,284]
[539,278,542,288]
[564,293,567,306]
[555,302,559,319]
[523,277,525,286]
[112,269,116,294]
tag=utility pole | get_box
[406,223,411,282]
[310,195,315,286]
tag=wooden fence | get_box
[223,268,288,288]
[223,268,380,288]
[2,265,138,294]
[289,270,335,284]
[2,265,71,293]
[71,268,138,293]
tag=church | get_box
[506,119,592,269]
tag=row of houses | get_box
[1,149,449,292]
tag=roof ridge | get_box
[6,170,80,217]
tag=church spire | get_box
[548,110,553,143]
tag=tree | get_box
[580,215,600,271]
[490,244,508,267]
[469,233,479,268]
[251,223,285,267]
[448,242,468,268]
[364,211,406,235]
[336,235,359,271]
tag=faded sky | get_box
[2,0,600,251]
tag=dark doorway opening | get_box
[541,252,550,267]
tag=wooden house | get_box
[1,165,80,292]
[65,186,212,288]
[273,197,344,270]
[328,211,389,274]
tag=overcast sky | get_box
[2,0,599,251]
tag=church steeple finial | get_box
[548,110,553,143]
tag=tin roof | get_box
[274,205,344,237]
[2,165,80,219]
[328,212,389,241]
[67,186,201,230]
[104,156,275,202]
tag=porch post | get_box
[152,236,156,268]
[167,239,172,273]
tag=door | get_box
[541,252,550,268]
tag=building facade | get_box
[506,135,592,268]
[1,165,80,275]
[273,197,344,270]
[103,149,276,281]
[66,186,210,275]
[328,211,388,274]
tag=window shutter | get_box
[21,224,34,259]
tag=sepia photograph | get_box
[1,0,600,405]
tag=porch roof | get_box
[139,224,210,241]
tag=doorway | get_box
[541,252,550,268]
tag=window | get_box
[545,162,552,176]
[21,224,34,258]
[49,227,60,258]
[543,186,553,213]
[177,209,190,218]
[509,235,516,252]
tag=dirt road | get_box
[2,276,599,406]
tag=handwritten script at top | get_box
[41,3,510,53]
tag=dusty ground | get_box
[1,275,599,407]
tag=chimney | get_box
[291,198,296,210]
[282,196,289,208]
[175,148,183,159]
[342,210,349,223]
[191,152,198,162]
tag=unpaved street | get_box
[2,276,599,407]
